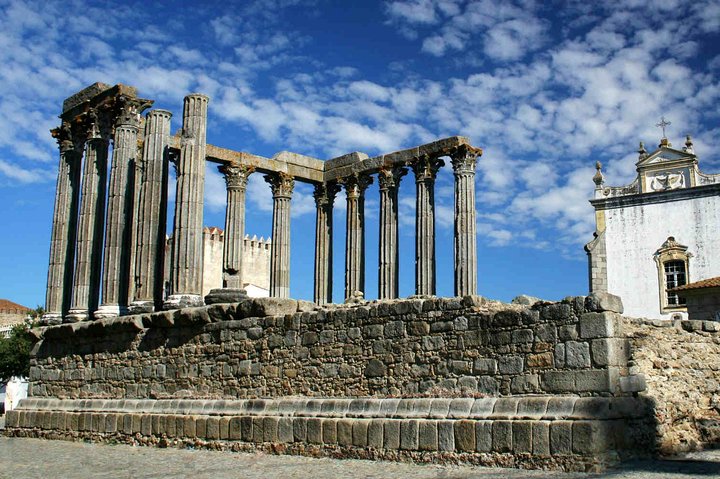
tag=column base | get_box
[204,288,248,305]
[94,304,129,320]
[40,312,63,326]
[163,294,204,310]
[128,300,156,314]
[64,309,90,323]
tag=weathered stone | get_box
[585,292,624,314]
[364,359,386,378]
[418,420,438,451]
[492,420,512,452]
[400,420,419,450]
[565,341,591,368]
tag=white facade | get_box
[586,136,720,319]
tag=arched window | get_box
[654,237,691,313]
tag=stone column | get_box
[377,165,406,300]
[66,109,110,321]
[410,155,444,296]
[451,145,481,297]
[205,164,254,304]
[342,173,373,301]
[164,94,209,310]
[313,182,340,305]
[265,172,294,299]
[129,109,172,313]
[42,121,82,325]
[96,97,148,318]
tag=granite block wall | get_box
[26,296,634,400]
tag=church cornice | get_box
[590,183,720,210]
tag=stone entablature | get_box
[42,83,482,324]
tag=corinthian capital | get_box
[219,163,254,190]
[51,121,78,153]
[409,154,444,183]
[450,144,482,175]
[313,182,341,207]
[114,95,153,129]
[378,164,407,191]
[264,172,295,198]
[340,173,373,200]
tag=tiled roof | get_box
[0,299,31,312]
[672,276,720,292]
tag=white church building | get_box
[585,132,720,320]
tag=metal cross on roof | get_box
[656,116,671,137]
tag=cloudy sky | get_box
[1,0,719,308]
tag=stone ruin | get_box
[7,83,720,471]
[41,83,481,325]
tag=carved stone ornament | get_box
[377,165,407,191]
[450,144,481,175]
[340,173,373,199]
[410,154,445,182]
[264,172,295,198]
[313,182,341,207]
[650,171,685,191]
[219,164,254,189]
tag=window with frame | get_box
[664,260,687,306]
[654,236,691,313]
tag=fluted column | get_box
[66,109,110,321]
[451,145,482,296]
[130,109,172,313]
[43,121,82,325]
[97,97,149,318]
[378,165,406,300]
[164,94,209,310]
[265,172,294,298]
[410,155,444,296]
[342,173,373,301]
[205,164,254,304]
[313,182,340,305]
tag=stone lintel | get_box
[61,83,141,119]
[324,136,471,181]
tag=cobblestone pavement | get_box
[1,437,720,479]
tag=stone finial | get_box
[638,141,647,160]
[683,135,694,154]
[593,161,604,187]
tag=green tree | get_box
[0,324,32,382]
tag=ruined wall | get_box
[28,296,635,400]
[626,317,720,453]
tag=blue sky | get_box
[1,0,719,308]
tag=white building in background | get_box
[165,227,271,299]
[585,133,720,320]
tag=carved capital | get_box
[378,165,407,191]
[450,145,482,175]
[85,107,112,141]
[313,182,341,207]
[51,121,78,153]
[410,154,444,183]
[219,163,254,190]
[340,173,373,200]
[114,95,150,130]
[264,172,295,198]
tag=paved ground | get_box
[1,436,720,479]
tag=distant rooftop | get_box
[0,299,30,313]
